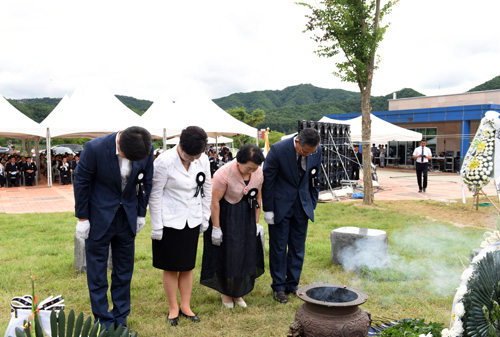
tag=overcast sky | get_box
[1,0,499,101]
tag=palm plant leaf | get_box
[461,251,500,336]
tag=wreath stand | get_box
[470,189,500,213]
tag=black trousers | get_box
[415,162,428,190]
[351,167,360,180]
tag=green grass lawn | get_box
[0,202,488,336]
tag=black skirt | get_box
[200,197,265,298]
[152,223,200,272]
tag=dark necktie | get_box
[421,147,424,162]
[298,156,305,179]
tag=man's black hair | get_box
[179,126,208,156]
[236,144,265,166]
[119,126,153,161]
[297,128,320,147]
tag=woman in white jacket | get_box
[149,126,211,326]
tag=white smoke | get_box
[333,225,479,296]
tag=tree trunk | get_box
[361,89,374,205]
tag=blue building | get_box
[325,89,500,171]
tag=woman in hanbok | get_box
[201,145,265,308]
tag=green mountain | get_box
[215,85,425,134]
[7,95,153,123]
[468,75,500,92]
[5,73,498,135]
[213,84,361,111]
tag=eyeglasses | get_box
[298,145,318,156]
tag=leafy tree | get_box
[299,0,398,205]
[268,130,285,145]
[226,107,265,146]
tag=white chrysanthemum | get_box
[453,319,464,335]
[460,268,474,283]
[419,333,433,337]
[456,284,468,298]
[441,327,456,337]
[454,302,465,318]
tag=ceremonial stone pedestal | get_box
[330,227,388,268]
[74,236,113,273]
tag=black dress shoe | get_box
[179,310,200,323]
[423,188,426,192]
[167,313,179,326]
[273,291,288,304]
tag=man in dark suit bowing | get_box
[262,128,322,304]
[73,126,154,328]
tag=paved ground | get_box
[0,167,498,214]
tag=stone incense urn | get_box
[288,283,371,337]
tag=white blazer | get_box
[149,146,212,231]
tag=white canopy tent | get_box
[39,85,143,186]
[318,114,422,143]
[0,95,44,139]
[0,95,45,180]
[139,94,182,149]
[40,85,142,138]
[163,135,234,146]
[173,86,258,139]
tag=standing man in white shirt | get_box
[412,139,432,193]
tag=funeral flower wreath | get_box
[461,126,496,194]
[442,230,500,337]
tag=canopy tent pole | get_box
[46,128,52,187]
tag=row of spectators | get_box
[206,144,234,177]
[0,152,80,187]
[0,155,37,187]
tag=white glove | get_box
[211,226,223,246]
[75,220,90,239]
[256,223,264,237]
[200,220,209,234]
[151,228,163,241]
[264,211,275,225]
[136,217,146,234]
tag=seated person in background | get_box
[23,157,37,186]
[52,154,62,168]
[219,144,227,157]
[0,159,5,187]
[224,148,233,162]
[72,155,79,171]
[209,152,220,177]
[59,157,71,185]
[40,154,47,176]
[6,156,20,187]
[20,156,27,170]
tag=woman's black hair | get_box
[236,144,265,165]
[179,126,208,156]
[119,126,153,161]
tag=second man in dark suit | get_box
[262,128,322,304]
